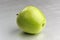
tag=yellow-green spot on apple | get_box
[16,6,46,34]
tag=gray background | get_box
[0,0,60,40]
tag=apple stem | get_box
[16,14,18,15]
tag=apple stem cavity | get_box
[42,23,44,27]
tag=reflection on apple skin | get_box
[18,32,45,40]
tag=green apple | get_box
[16,6,46,34]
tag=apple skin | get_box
[16,6,46,34]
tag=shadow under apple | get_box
[10,27,45,40]
[17,31,45,40]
